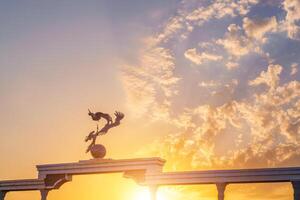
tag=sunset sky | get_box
[0,0,300,199]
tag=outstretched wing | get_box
[115,111,124,120]
[114,111,124,124]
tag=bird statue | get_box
[85,110,125,154]
[88,109,113,124]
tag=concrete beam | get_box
[0,158,164,193]
[0,179,44,191]
[37,157,165,180]
[144,167,300,185]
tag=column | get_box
[149,185,158,200]
[40,189,49,200]
[292,181,300,200]
[0,191,6,200]
[216,183,227,200]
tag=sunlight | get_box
[133,188,168,200]
[133,189,151,200]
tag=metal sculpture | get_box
[85,109,124,158]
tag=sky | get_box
[0,0,300,199]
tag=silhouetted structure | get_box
[85,110,124,158]
[2,159,300,200]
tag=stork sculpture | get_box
[85,110,124,157]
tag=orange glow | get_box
[133,188,151,200]
[133,188,168,200]
[0,0,298,200]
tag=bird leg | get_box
[85,131,95,142]
[85,126,98,153]
[86,134,97,153]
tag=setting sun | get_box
[133,189,151,200]
[133,188,168,200]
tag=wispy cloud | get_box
[243,16,278,42]
[122,44,179,120]
[186,0,259,23]
[225,61,239,70]
[184,48,222,65]
[143,63,300,170]
[291,63,298,76]
[122,1,300,198]
[155,0,260,45]
[282,0,300,40]
[217,24,255,58]
[249,64,282,90]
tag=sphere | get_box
[90,144,106,158]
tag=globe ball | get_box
[90,144,106,159]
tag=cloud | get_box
[216,24,255,58]
[243,16,278,42]
[123,1,300,198]
[193,17,275,70]
[198,80,220,88]
[122,45,180,120]
[226,61,239,70]
[282,0,300,40]
[184,48,222,65]
[291,63,298,75]
[121,2,300,199]
[198,79,238,98]
[139,63,300,172]
[156,16,186,43]
[186,0,259,23]
[155,0,259,44]
[215,16,277,68]
[185,3,234,24]
[249,64,282,90]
